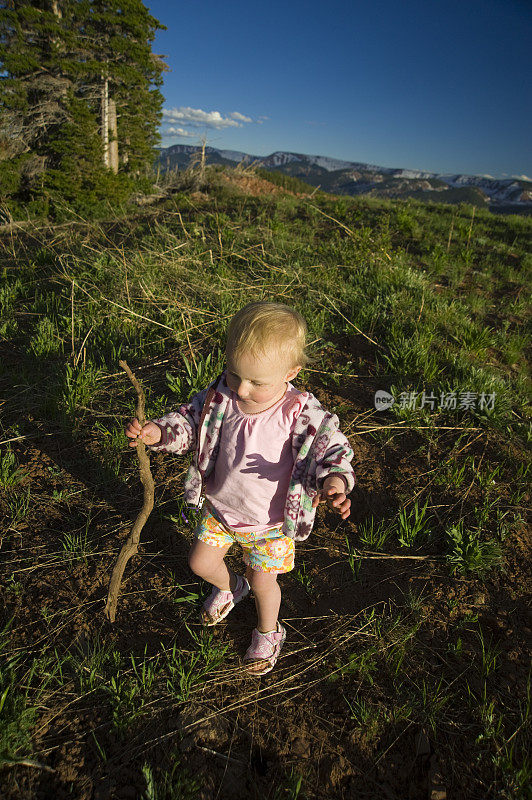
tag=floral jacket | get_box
[148,372,355,541]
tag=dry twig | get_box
[104,360,155,622]
[1,759,56,774]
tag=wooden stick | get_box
[466,206,476,250]
[322,294,383,349]
[447,214,455,251]
[416,290,425,323]
[1,758,56,773]
[104,360,155,623]
[70,279,75,358]
[74,325,94,368]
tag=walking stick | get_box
[104,360,155,622]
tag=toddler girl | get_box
[125,302,355,676]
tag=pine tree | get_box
[83,0,166,176]
[0,1,76,209]
[0,0,166,218]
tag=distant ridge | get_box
[158,145,532,210]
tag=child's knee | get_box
[188,540,226,577]
[188,545,206,576]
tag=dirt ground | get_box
[1,350,530,800]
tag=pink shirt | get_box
[205,383,305,532]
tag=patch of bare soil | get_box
[219,172,295,197]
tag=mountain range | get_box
[158,145,532,211]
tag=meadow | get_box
[0,167,530,799]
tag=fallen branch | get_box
[1,758,56,773]
[104,360,155,623]
[342,551,443,561]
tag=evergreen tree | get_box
[0,0,78,210]
[83,0,166,175]
[0,0,166,219]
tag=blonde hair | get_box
[226,302,309,368]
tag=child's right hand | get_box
[125,418,162,447]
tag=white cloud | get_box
[165,126,197,138]
[161,106,253,130]
[229,111,252,122]
[500,173,532,181]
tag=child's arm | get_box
[124,385,209,455]
[312,426,355,520]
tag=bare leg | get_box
[246,566,281,633]
[189,539,240,624]
[189,539,235,591]
[245,567,283,673]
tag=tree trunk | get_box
[108,97,118,173]
[101,75,109,168]
[122,136,130,166]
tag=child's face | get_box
[226,348,301,411]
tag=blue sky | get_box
[146,0,531,178]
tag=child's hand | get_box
[312,475,351,520]
[125,418,162,447]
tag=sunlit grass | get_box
[0,173,530,798]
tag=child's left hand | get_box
[312,475,351,520]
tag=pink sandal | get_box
[243,623,286,676]
[201,574,250,626]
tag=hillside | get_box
[158,144,532,212]
[0,179,530,800]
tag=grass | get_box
[445,520,503,576]
[141,755,201,800]
[6,487,31,527]
[356,516,394,550]
[0,449,27,490]
[166,349,224,401]
[0,619,40,768]
[162,628,229,703]
[0,168,530,799]
[292,560,314,594]
[344,534,362,580]
[396,498,431,548]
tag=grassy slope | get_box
[0,170,530,799]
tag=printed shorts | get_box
[194,506,295,574]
